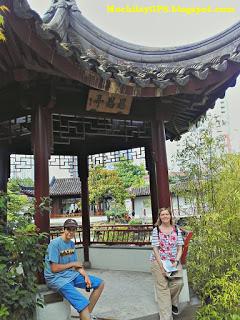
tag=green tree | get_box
[89,166,127,206]
[187,155,240,319]
[105,202,127,222]
[0,179,47,320]
[7,178,34,225]
[0,5,8,42]
[175,119,240,319]
[175,118,224,214]
[114,157,147,190]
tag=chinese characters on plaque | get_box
[86,90,132,115]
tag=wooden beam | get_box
[13,68,31,82]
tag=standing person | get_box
[44,219,104,320]
[150,208,184,320]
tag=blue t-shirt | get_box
[44,236,80,291]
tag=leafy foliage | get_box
[39,196,52,214]
[0,5,8,42]
[7,179,34,225]
[105,202,128,222]
[128,218,143,225]
[114,157,147,190]
[88,159,146,214]
[176,121,240,319]
[0,179,47,320]
[175,118,224,213]
[89,166,127,205]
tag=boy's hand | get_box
[84,274,92,288]
[71,261,83,269]
[78,268,87,277]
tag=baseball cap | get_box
[64,219,78,229]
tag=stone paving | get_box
[71,269,200,320]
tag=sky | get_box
[27,0,240,169]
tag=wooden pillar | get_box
[145,146,158,224]
[33,106,51,234]
[77,154,90,266]
[151,118,171,209]
[0,146,10,231]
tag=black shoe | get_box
[172,305,179,315]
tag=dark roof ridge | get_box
[13,0,240,65]
[8,0,240,103]
[51,177,80,181]
[20,176,82,197]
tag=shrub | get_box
[187,155,240,319]
[0,181,47,320]
[128,218,142,225]
[105,203,128,223]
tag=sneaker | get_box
[172,305,179,315]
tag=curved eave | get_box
[1,0,238,97]
[7,0,240,97]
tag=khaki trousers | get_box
[151,261,183,320]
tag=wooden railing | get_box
[91,224,153,245]
[50,224,193,264]
[50,224,192,245]
[50,224,153,246]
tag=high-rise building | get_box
[211,99,231,152]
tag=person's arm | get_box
[172,227,184,267]
[51,261,83,273]
[172,246,183,267]
[176,245,183,263]
[151,227,165,273]
[72,266,91,288]
[153,247,165,273]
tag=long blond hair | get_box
[154,207,173,227]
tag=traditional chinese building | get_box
[20,176,110,217]
[20,177,82,217]
[1,0,240,264]
[129,185,193,220]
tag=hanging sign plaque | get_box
[86,90,132,115]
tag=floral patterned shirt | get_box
[150,226,184,261]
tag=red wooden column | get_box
[0,146,10,231]
[33,106,51,234]
[77,154,90,266]
[151,118,171,209]
[145,146,159,224]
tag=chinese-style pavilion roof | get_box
[8,0,240,93]
[20,177,81,197]
[0,0,240,143]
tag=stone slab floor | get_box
[71,269,200,320]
